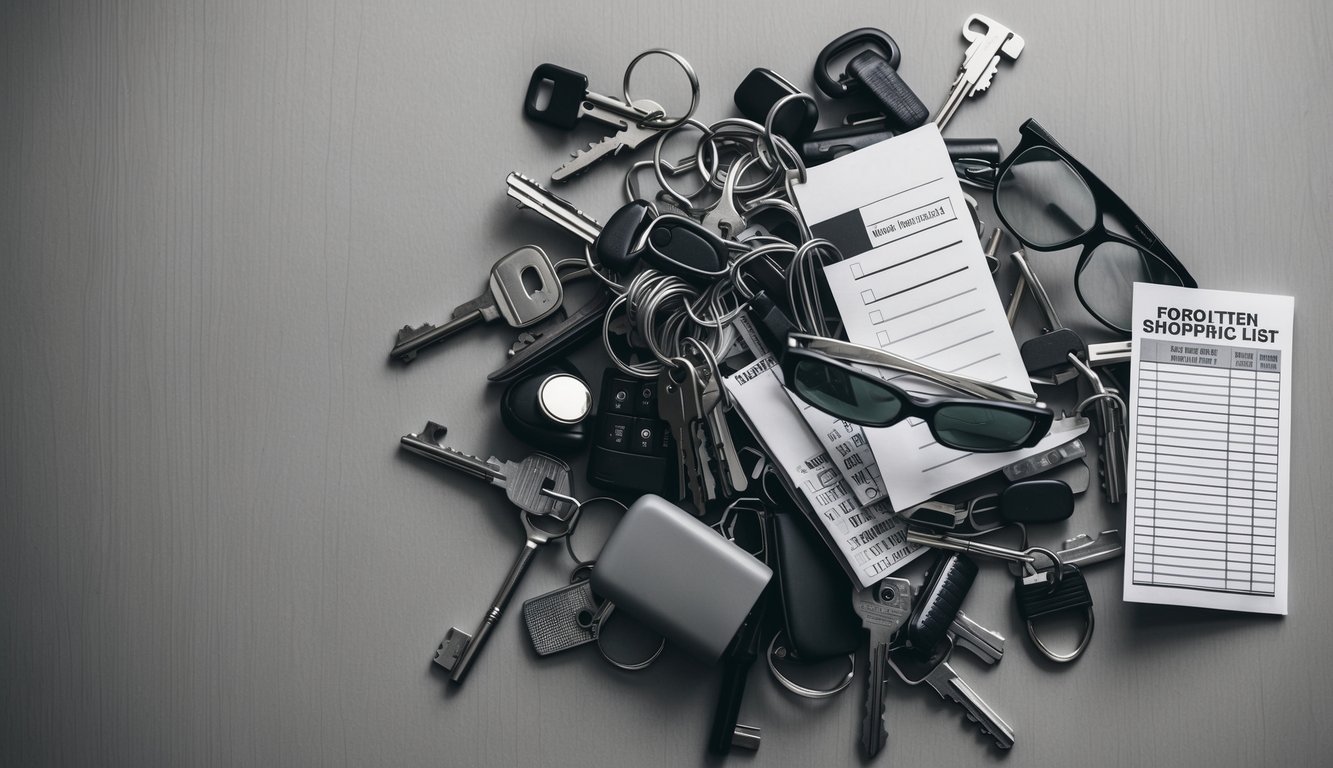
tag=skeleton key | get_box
[658,360,710,514]
[888,636,1015,749]
[523,63,668,182]
[399,422,574,518]
[934,15,1025,132]
[435,508,575,683]
[852,577,912,758]
[391,246,564,363]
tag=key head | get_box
[524,63,590,129]
[506,453,575,519]
[963,14,1025,59]
[733,68,819,142]
[852,577,912,642]
[1020,328,1086,374]
[907,552,978,653]
[595,200,655,273]
[488,246,564,328]
[814,28,902,98]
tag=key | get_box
[887,637,1015,749]
[1009,249,1085,384]
[506,173,655,275]
[658,361,710,514]
[851,577,912,758]
[1066,354,1128,504]
[934,14,1025,132]
[522,63,667,182]
[390,245,564,363]
[399,421,574,518]
[693,356,748,499]
[949,611,1005,665]
[435,508,575,683]
[698,154,753,240]
[488,290,613,383]
[1057,529,1124,568]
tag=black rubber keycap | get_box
[999,478,1074,524]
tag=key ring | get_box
[623,48,699,130]
[559,495,629,568]
[765,634,855,699]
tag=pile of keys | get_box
[391,13,1132,759]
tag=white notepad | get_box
[792,124,1086,511]
[1123,284,1294,614]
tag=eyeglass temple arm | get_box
[790,333,1037,404]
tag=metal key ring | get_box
[1027,604,1095,664]
[653,118,715,208]
[560,496,629,568]
[589,602,667,671]
[623,48,699,130]
[765,634,855,699]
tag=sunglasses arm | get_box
[790,333,1038,404]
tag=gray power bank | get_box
[590,494,772,663]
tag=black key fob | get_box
[642,214,730,284]
[999,478,1074,524]
[1020,328,1087,374]
[500,362,592,454]
[768,510,861,660]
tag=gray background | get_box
[3,0,1331,766]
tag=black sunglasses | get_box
[992,118,1198,335]
[781,347,1054,453]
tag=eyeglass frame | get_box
[780,337,1054,452]
[991,118,1198,334]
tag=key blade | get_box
[940,670,1016,749]
[1057,530,1124,568]
[949,611,1005,665]
[400,422,506,486]
[505,172,602,244]
[551,131,630,181]
[861,645,888,757]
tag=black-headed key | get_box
[852,577,912,758]
[887,636,1015,749]
[1010,248,1085,383]
[391,246,563,363]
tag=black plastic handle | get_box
[524,63,590,130]
[814,28,902,98]
[595,200,655,273]
[845,50,928,130]
[642,214,730,285]
[907,551,978,654]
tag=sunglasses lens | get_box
[933,404,1043,452]
[791,358,903,426]
[995,147,1096,248]
[1078,240,1187,332]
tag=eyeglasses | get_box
[780,336,1054,453]
[992,118,1198,334]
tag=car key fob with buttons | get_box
[586,368,675,498]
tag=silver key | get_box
[552,98,667,182]
[888,637,1015,749]
[852,577,912,758]
[934,15,1025,131]
[435,509,574,683]
[391,245,564,363]
[695,359,748,499]
[506,172,604,245]
[1066,354,1128,504]
[399,422,574,518]
[949,610,1005,665]
[1057,529,1124,568]
[698,153,754,239]
[658,361,710,514]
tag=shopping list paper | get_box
[722,314,925,587]
[1124,284,1294,614]
[792,124,1084,510]
[787,401,888,505]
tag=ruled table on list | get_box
[1123,284,1293,614]
[1131,339,1280,596]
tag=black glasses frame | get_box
[780,347,1054,452]
[992,118,1198,334]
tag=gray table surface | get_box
[4,1,1332,766]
